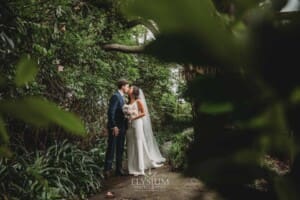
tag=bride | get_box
[123,85,166,176]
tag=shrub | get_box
[0,138,105,200]
[169,128,194,170]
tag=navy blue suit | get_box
[104,91,127,172]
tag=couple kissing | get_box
[103,79,165,178]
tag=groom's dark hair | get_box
[117,79,129,89]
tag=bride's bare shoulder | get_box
[136,99,143,104]
[136,99,144,107]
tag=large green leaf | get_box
[14,56,38,87]
[0,97,86,136]
[123,0,247,68]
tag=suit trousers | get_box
[104,127,126,172]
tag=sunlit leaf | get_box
[240,111,270,128]
[0,97,86,136]
[200,102,233,114]
[290,87,300,104]
[15,56,38,87]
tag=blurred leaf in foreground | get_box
[14,56,38,87]
[200,102,234,114]
[0,97,86,136]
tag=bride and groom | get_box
[103,79,165,178]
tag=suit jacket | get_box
[107,91,127,130]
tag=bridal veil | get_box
[139,89,166,163]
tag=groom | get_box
[104,79,129,178]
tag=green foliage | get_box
[0,54,85,154]
[155,130,174,147]
[1,0,183,199]
[0,138,105,200]
[158,92,193,132]
[1,0,174,147]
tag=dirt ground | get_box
[89,165,217,200]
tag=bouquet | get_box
[123,104,132,120]
[122,104,138,122]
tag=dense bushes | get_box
[0,0,175,148]
[0,138,106,200]
[169,128,194,170]
[0,0,180,172]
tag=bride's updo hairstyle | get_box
[132,86,140,100]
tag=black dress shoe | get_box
[115,169,128,176]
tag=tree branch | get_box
[102,43,145,53]
[102,19,158,54]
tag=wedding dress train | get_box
[126,100,165,175]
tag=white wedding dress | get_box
[126,95,165,175]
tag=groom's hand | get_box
[112,127,119,136]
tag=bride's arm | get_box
[131,100,146,120]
